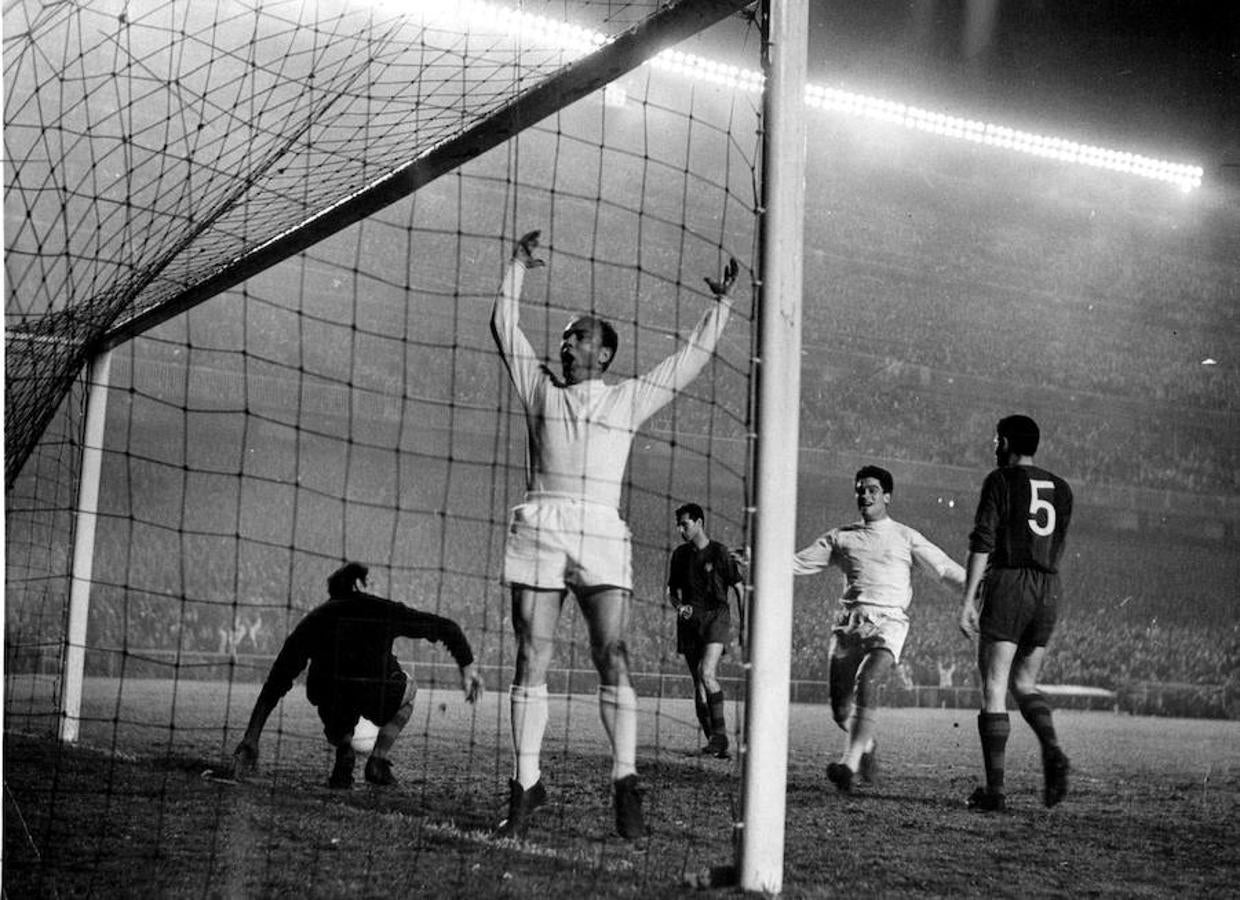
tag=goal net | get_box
[5,0,767,893]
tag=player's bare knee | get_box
[1010,678,1039,701]
[830,702,852,730]
[518,633,556,670]
[590,638,630,680]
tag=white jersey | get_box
[492,261,731,510]
[792,516,965,621]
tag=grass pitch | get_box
[4,677,1238,897]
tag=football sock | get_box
[978,712,1011,793]
[1016,692,1059,752]
[510,683,549,790]
[843,706,877,770]
[707,690,727,739]
[694,691,712,738]
[599,684,638,781]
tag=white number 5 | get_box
[1028,480,1056,537]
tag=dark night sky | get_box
[806,0,1240,179]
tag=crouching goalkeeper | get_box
[232,562,483,788]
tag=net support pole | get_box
[739,0,807,893]
[59,349,113,743]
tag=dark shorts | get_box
[677,605,731,656]
[315,670,409,743]
[978,567,1060,648]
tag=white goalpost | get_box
[60,350,114,743]
[739,0,807,891]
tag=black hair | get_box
[597,319,617,364]
[327,561,368,598]
[997,414,1040,456]
[675,502,705,524]
[854,465,894,495]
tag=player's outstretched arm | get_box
[231,693,278,778]
[628,255,742,416]
[460,663,484,703]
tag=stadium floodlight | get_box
[802,83,1203,192]
[432,2,1203,191]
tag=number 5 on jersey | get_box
[1028,479,1056,537]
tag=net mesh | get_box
[5,0,739,482]
[6,0,763,892]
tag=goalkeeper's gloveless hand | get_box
[232,740,258,779]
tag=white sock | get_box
[510,683,548,789]
[598,684,638,781]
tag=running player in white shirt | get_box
[794,465,965,792]
[492,229,739,840]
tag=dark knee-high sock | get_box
[978,712,1010,793]
[1017,692,1059,753]
[707,690,727,740]
[694,693,711,738]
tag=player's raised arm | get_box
[629,256,741,416]
[491,230,547,399]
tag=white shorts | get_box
[502,495,633,592]
[831,605,911,663]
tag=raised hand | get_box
[704,256,739,298]
[514,230,545,268]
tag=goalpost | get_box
[740,0,807,891]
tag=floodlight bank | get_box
[436,2,1203,191]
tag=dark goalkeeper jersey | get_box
[258,591,474,708]
[968,464,1073,573]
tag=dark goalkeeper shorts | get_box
[677,605,731,656]
[978,567,1060,648]
[316,669,410,743]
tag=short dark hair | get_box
[675,502,705,524]
[327,562,368,598]
[595,317,619,371]
[854,465,894,495]
[997,414,1040,456]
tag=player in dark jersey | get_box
[959,415,1073,812]
[232,562,482,788]
[666,503,745,759]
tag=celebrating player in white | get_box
[794,466,965,792]
[492,229,738,840]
